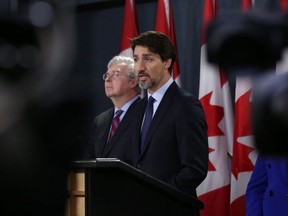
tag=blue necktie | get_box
[141,96,155,150]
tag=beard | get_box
[138,71,160,90]
[139,80,153,90]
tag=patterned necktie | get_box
[107,110,123,143]
[141,96,155,150]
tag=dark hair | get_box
[131,31,176,73]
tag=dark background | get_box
[73,0,277,120]
[0,0,283,214]
[0,0,280,120]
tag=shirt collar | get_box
[147,77,173,102]
[115,95,139,114]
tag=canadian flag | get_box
[197,0,233,216]
[242,0,253,10]
[229,1,258,216]
[120,0,138,57]
[155,0,181,86]
[281,0,288,11]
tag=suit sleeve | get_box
[169,96,208,196]
[81,121,96,159]
[246,155,267,216]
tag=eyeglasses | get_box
[102,71,123,80]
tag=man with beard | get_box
[126,31,208,198]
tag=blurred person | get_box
[246,155,288,216]
[0,1,91,215]
[126,31,208,198]
[83,55,140,160]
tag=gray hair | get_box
[107,55,137,81]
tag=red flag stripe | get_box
[120,0,138,55]
[199,185,230,216]
[201,0,214,45]
[229,1,257,216]
[155,0,181,84]
[197,1,232,216]
[281,0,288,12]
[241,0,252,12]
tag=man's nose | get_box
[136,59,145,72]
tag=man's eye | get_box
[114,72,120,76]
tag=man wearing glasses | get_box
[83,55,140,160]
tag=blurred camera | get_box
[0,1,81,215]
[206,9,288,155]
[206,10,288,72]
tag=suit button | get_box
[267,163,271,169]
[136,163,142,169]
[269,190,273,196]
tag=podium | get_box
[68,158,203,216]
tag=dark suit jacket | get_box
[126,82,208,197]
[83,98,139,161]
[246,155,288,216]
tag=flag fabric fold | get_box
[197,1,233,216]
[229,1,258,216]
[120,0,138,57]
[155,0,181,85]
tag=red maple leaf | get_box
[200,91,224,137]
[232,89,254,179]
[200,91,225,173]
[232,140,254,179]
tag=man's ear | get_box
[130,79,138,88]
[164,59,172,70]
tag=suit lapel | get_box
[133,98,147,157]
[139,82,177,157]
[94,109,113,157]
[102,121,127,157]
[102,97,141,157]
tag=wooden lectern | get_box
[67,158,203,216]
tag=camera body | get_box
[206,9,288,155]
[207,10,288,72]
